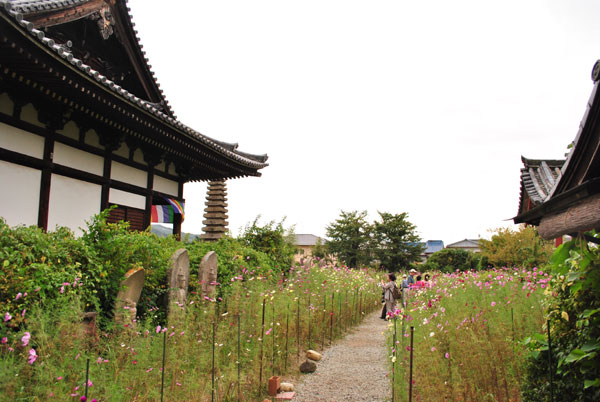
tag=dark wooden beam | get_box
[37,135,54,230]
[538,193,600,239]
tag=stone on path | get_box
[299,360,317,373]
[280,382,294,392]
[275,392,296,400]
[306,349,322,361]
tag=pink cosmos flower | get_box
[1,337,6,344]
[4,312,11,322]
[21,309,26,318]
[15,293,22,300]
[156,325,161,333]
[491,301,496,307]
[445,352,450,359]
[21,332,31,346]
[28,348,37,364]
[60,286,65,294]
[265,328,272,336]
[80,396,87,402]
[431,347,436,352]
[57,376,63,380]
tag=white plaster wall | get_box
[109,188,146,209]
[133,148,147,165]
[153,175,179,197]
[84,129,103,149]
[168,162,177,176]
[53,142,104,176]
[113,142,129,159]
[111,161,147,187]
[0,92,14,116]
[56,121,79,141]
[0,161,40,227]
[0,121,44,159]
[47,174,101,236]
[20,104,45,128]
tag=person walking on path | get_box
[380,273,398,319]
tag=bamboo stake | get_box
[237,314,241,402]
[321,293,326,350]
[212,321,216,402]
[259,299,266,394]
[547,320,554,402]
[161,330,167,402]
[329,292,334,345]
[85,357,90,399]
[285,302,290,372]
[297,296,300,361]
[409,326,414,402]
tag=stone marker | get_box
[199,251,218,299]
[306,349,322,361]
[280,382,294,392]
[168,249,190,310]
[115,268,145,325]
[299,360,317,373]
[268,376,281,396]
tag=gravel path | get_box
[293,310,391,402]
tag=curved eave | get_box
[0,3,269,173]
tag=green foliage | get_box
[185,235,278,298]
[0,218,93,331]
[239,217,297,272]
[371,211,424,270]
[522,233,600,401]
[79,209,179,325]
[311,238,331,262]
[479,226,553,268]
[423,248,480,273]
[325,210,372,268]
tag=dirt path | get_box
[292,310,391,402]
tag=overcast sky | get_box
[129,0,600,245]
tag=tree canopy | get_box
[325,210,371,268]
[371,211,424,270]
[479,226,553,268]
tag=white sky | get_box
[128,0,600,245]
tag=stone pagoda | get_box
[200,181,229,241]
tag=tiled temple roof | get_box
[519,157,564,212]
[0,0,269,170]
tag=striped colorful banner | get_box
[166,198,185,221]
[150,199,185,223]
[151,205,175,223]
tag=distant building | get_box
[420,240,444,261]
[446,239,480,253]
[294,234,327,261]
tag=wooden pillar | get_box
[144,167,154,230]
[173,180,185,241]
[37,135,54,230]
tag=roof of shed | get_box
[295,234,327,246]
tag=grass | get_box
[388,267,548,401]
[0,262,381,401]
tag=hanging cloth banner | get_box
[151,205,175,223]
[150,199,185,224]
[165,198,185,221]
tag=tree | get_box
[239,217,297,271]
[424,248,479,272]
[325,210,371,267]
[479,226,553,268]
[371,211,424,270]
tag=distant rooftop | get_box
[295,234,327,246]
[422,240,444,254]
[446,239,480,248]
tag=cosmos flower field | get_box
[387,267,548,401]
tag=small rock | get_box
[306,349,322,361]
[280,382,294,392]
[300,360,317,373]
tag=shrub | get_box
[423,248,479,273]
[522,233,600,401]
[239,217,296,272]
[479,226,553,268]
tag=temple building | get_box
[0,0,268,238]
[514,60,600,240]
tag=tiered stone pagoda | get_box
[200,181,229,241]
